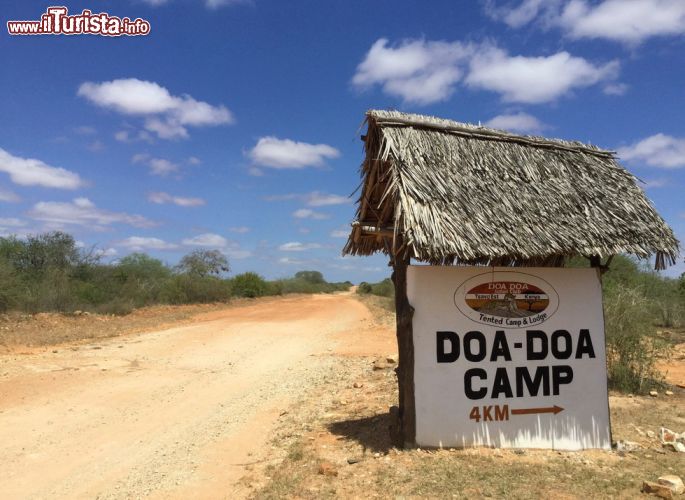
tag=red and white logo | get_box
[454,271,560,328]
[7,6,151,37]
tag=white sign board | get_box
[408,266,611,450]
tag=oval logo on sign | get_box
[465,281,549,318]
[454,272,559,328]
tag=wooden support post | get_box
[590,255,613,275]
[391,251,416,448]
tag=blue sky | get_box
[1,0,684,281]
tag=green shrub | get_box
[113,253,172,307]
[371,278,394,298]
[271,271,350,295]
[294,270,325,284]
[25,268,76,313]
[0,233,354,314]
[266,280,284,296]
[0,257,22,312]
[231,272,269,298]
[357,278,393,298]
[603,284,666,393]
[162,275,232,304]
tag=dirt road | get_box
[0,293,393,499]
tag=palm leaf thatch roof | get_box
[343,110,679,270]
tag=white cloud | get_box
[0,148,85,189]
[263,193,300,202]
[97,247,118,257]
[181,233,252,258]
[74,125,97,136]
[144,117,189,140]
[223,242,252,259]
[603,83,629,96]
[28,198,155,231]
[0,226,33,238]
[114,130,130,142]
[277,255,323,266]
[305,192,350,206]
[187,156,202,166]
[228,226,250,233]
[484,0,554,28]
[114,129,153,143]
[0,217,25,227]
[293,208,329,220]
[559,0,685,44]
[485,0,685,45]
[78,78,233,140]
[87,140,105,152]
[264,191,350,206]
[354,38,618,105]
[132,154,180,176]
[362,266,384,273]
[278,242,323,252]
[117,236,178,251]
[485,112,546,133]
[149,158,178,176]
[330,228,349,238]
[79,79,177,114]
[248,137,340,169]
[641,178,668,189]
[115,233,250,258]
[148,192,206,207]
[0,186,20,203]
[182,233,227,247]
[618,134,685,169]
[352,38,474,105]
[278,256,308,266]
[466,46,618,103]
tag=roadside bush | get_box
[357,278,393,298]
[0,233,356,315]
[294,270,325,284]
[0,257,22,312]
[603,284,666,393]
[265,280,284,296]
[161,275,232,304]
[231,272,269,298]
[270,271,351,295]
[371,278,394,298]
[277,278,350,294]
[25,268,76,313]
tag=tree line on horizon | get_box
[0,231,351,316]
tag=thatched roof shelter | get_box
[344,110,679,270]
